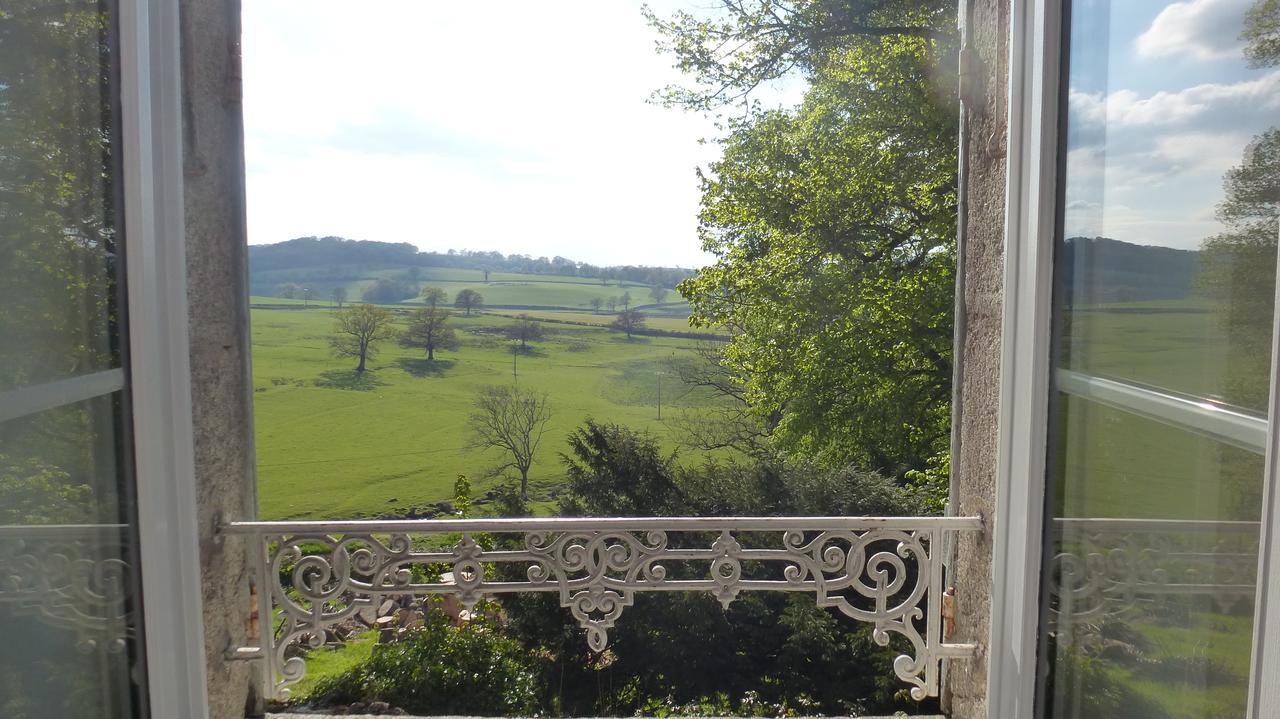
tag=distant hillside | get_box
[1058,236,1202,304]
[248,236,696,298]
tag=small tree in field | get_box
[331,286,348,308]
[606,297,618,312]
[611,310,647,338]
[330,304,396,372]
[589,297,604,314]
[649,285,669,304]
[621,291,633,310]
[468,385,552,499]
[279,282,301,299]
[455,288,484,316]
[400,306,459,361]
[505,315,545,349]
[421,286,449,308]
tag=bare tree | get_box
[331,286,348,308]
[420,286,449,308]
[606,297,618,313]
[329,304,396,372]
[468,385,552,499]
[649,285,669,304]
[666,343,774,457]
[455,288,485,315]
[278,282,301,299]
[400,306,459,361]
[611,309,647,338]
[621,291,633,311]
[588,297,604,314]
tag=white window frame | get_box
[119,0,211,716]
[1248,222,1280,715]
[985,1,1062,716]
[990,2,1280,717]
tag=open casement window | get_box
[992,0,1280,717]
[0,0,206,716]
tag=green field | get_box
[253,291,1268,715]
[1053,298,1263,522]
[1049,298,1264,718]
[252,307,724,520]
[252,266,685,314]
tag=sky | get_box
[242,1,1273,266]
[241,0,775,268]
[1061,0,1280,250]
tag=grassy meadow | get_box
[252,266,686,312]
[1050,297,1265,718]
[252,301,725,520]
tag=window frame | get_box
[990,2,1280,717]
[985,1,1062,716]
[118,0,211,715]
[1248,221,1280,714]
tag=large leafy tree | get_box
[329,304,396,372]
[654,2,958,474]
[400,306,459,361]
[1196,0,1280,410]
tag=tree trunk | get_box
[520,469,529,500]
[427,344,434,361]
[357,339,368,372]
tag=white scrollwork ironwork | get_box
[223,516,981,701]
[0,523,136,653]
[1047,518,1260,629]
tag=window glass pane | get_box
[0,394,146,719]
[0,0,123,394]
[0,1,147,717]
[1039,0,1278,717]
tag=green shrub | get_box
[308,613,540,714]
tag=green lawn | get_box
[1051,298,1264,718]
[1054,299,1263,521]
[251,267,673,312]
[252,308,724,520]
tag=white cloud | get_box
[1135,0,1254,60]
[241,0,772,267]
[1067,70,1280,129]
[1060,62,1277,250]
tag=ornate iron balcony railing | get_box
[221,516,982,701]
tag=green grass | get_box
[254,293,1265,713]
[1049,298,1264,717]
[489,308,725,335]
[402,280,677,311]
[1054,299,1263,521]
[252,308,724,520]
[252,267,672,312]
[290,630,377,700]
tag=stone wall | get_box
[945,0,1009,717]
[181,0,260,715]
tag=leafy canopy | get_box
[672,30,957,473]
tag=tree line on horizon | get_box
[249,235,696,289]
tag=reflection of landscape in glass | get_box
[0,0,148,716]
[1044,0,1278,717]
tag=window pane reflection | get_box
[1039,0,1278,717]
[0,0,123,394]
[0,1,147,717]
